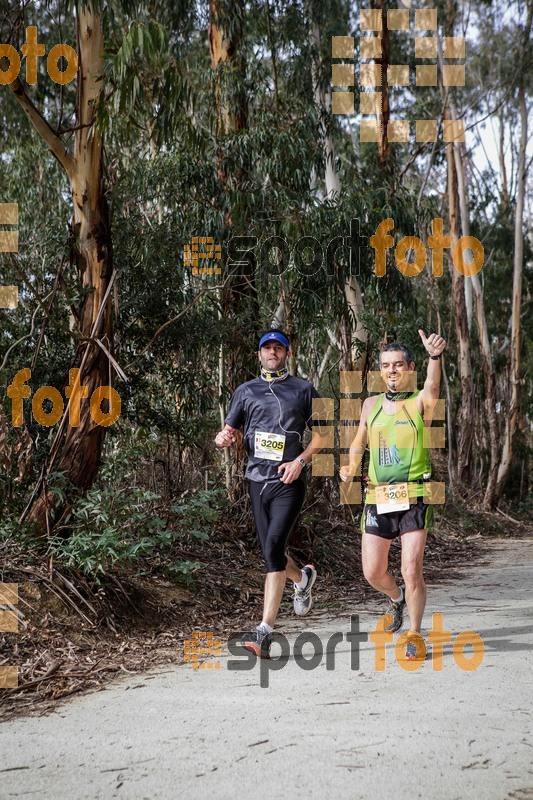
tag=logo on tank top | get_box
[378,432,403,466]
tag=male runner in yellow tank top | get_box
[340,330,446,660]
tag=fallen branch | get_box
[496,507,522,525]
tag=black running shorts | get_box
[360,499,433,540]
[249,477,306,572]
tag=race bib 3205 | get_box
[254,431,286,461]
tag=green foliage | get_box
[169,491,224,540]
[49,484,169,576]
[46,471,227,580]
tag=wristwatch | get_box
[429,354,441,360]
[296,457,306,466]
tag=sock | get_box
[257,622,273,634]
[391,587,404,604]
[295,570,309,590]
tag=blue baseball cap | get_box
[258,331,290,350]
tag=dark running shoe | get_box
[242,627,272,659]
[386,592,406,633]
[293,565,317,616]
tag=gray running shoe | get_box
[293,565,317,616]
[386,593,406,632]
[242,627,272,659]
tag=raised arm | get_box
[417,329,447,422]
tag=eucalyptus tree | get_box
[0,0,186,531]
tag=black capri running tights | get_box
[249,478,306,572]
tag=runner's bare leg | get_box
[400,529,427,632]
[285,554,303,582]
[362,533,401,598]
[262,556,305,627]
[262,571,286,627]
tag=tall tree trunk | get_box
[494,82,528,503]
[209,0,258,388]
[444,72,500,508]
[498,109,509,212]
[218,287,232,490]
[441,0,475,488]
[309,21,340,199]
[208,0,248,136]
[343,275,368,371]
[309,16,367,372]
[445,106,475,487]
[371,0,390,169]
[456,151,473,331]
[12,4,113,532]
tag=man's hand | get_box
[278,459,304,484]
[418,329,446,358]
[339,465,354,482]
[214,425,235,447]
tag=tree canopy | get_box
[0,0,531,576]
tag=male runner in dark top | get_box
[340,330,446,660]
[215,329,328,658]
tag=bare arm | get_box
[339,396,376,481]
[417,329,447,423]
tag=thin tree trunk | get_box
[445,87,500,508]
[439,1,471,327]
[218,288,232,491]
[317,343,333,388]
[309,21,340,198]
[494,82,528,502]
[441,0,475,488]
[309,15,367,372]
[209,0,258,388]
[498,109,509,211]
[279,271,297,376]
[454,149,473,330]
[445,106,475,486]
[344,275,368,370]
[371,0,390,169]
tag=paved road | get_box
[1,538,532,800]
